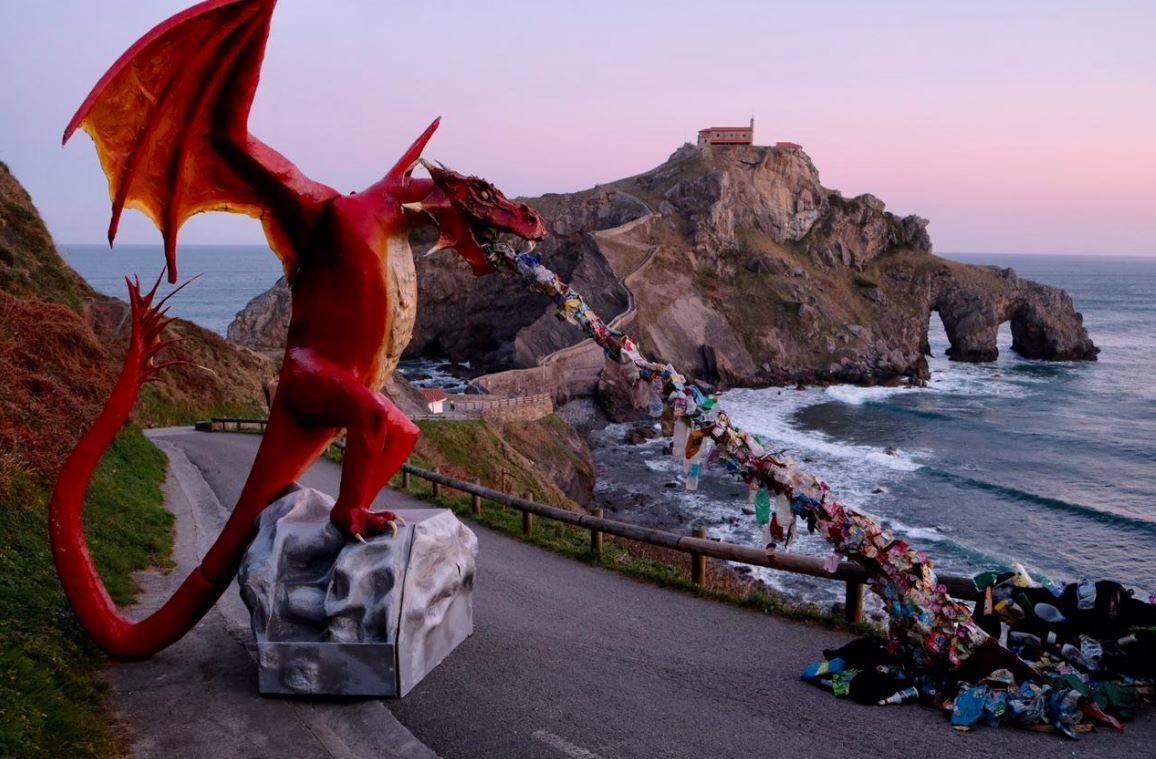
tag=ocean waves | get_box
[721,387,925,476]
[922,467,1156,535]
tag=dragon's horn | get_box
[386,116,441,181]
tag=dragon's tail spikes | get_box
[48,270,235,659]
[154,272,202,312]
[123,268,205,366]
[146,266,168,303]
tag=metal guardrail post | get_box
[691,526,708,586]
[590,508,604,555]
[522,495,533,535]
[844,581,865,624]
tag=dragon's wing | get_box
[64,0,338,283]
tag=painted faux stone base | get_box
[238,487,477,696]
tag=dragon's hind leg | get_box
[281,348,418,539]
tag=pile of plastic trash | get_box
[803,566,1155,738]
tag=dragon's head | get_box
[403,160,546,276]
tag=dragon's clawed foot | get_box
[331,506,406,542]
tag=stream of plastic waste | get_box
[481,241,990,674]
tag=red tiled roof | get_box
[420,388,448,403]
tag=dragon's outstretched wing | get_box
[64,0,337,283]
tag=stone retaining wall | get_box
[480,396,555,424]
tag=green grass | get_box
[0,429,173,758]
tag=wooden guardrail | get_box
[396,463,981,624]
[202,419,980,624]
[196,417,269,433]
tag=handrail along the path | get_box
[203,420,979,623]
[396,462,980,623]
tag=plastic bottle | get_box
[1118,627,1156,647]
[1008,631,1042,648]
[878,686,920,706]
[1060,643,1093,670]
[686,462,700,491]
[1033,602,1067,625]
[647,377,664,418]
[994,598,1025,622]
[1016,630,1060,647]
[1079,638,1103,669]
[1076,579,1097,610]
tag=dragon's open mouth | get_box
[404,160,547,276]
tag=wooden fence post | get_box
[431,467,441,498]
[401,469,410,491]
[522,510,533,536]
[691,526,708,586]
[590,508,603,555]
[471,481,482,516]
[844,581,865,625]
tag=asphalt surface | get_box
[111,429,1156,758]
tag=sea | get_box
[63,244,1156,605]
[63,244,285,336]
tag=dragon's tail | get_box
[49,275,249,659]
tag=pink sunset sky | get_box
[1,0,1153,255]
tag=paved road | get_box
[113,429,1155,758]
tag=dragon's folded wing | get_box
[64,0,337,283]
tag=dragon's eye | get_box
[477,188,493,201]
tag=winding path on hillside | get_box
[540,214,661,369]
[110,429,1156,758]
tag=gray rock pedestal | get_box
[237,487,477,697]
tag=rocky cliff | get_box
[228,142,1097,393]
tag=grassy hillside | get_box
[0,163,93,313]
[0,431,171,758]
[0,161,272,757]
[410,417,591,510]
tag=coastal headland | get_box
[231,141,1098,400]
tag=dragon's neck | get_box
[375,233,418,390]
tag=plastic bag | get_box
[754,488,771,525]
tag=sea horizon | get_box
[62,242,1156,259]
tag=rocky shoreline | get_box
[559,395,860,616]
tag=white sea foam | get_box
[642,456,678,473]
[719,387,925,475]
[823,384,918,406]
[397,358,471,394]
[887,522,950,544]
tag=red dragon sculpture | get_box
[52,0,546,659]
